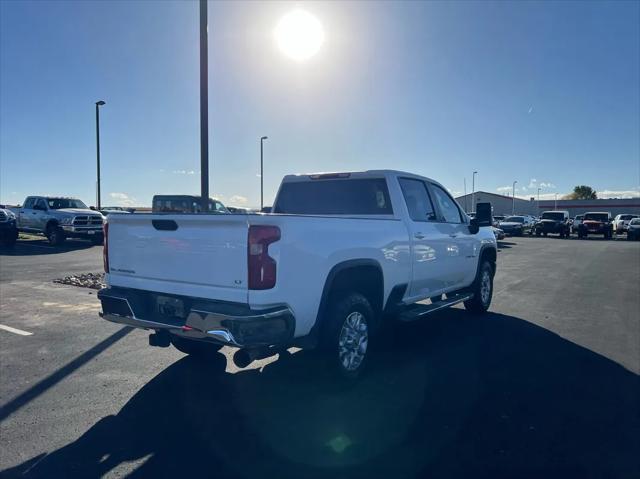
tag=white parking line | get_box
[0,324,33,336]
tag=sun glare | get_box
[275,9,325,61]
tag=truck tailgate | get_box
[106,214,249,303]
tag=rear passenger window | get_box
[399,178,437,222]
[273,178,393,215]
[430,184,463,223]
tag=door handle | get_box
[414,233,425,240]
[449,233,459,238]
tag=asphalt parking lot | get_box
[1,235,639,478]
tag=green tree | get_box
[566,185,597,200]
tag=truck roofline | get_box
[280,169,440,185]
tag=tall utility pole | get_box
[260,136,268,210]
[95,100,106,210]
[512,180,518,214]
[555,193,558,210]
[471,171,477,213]
[199,0,210,211]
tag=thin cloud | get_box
[108,192,137,207]
[172,170,196,175]
[228,195,248,206]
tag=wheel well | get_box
[45,219,59,231]
[480,247,497,274]
[329,265,383,311]
[315,261,384,334]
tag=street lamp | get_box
[512,180,517,214]
[95,100,106,210]
[260,136,268,210]
[555,193,558,210]
[471,171,478,213]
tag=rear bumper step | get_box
[98,287,294,348]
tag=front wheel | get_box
[464,260,494,314]
[46,224,65,246]
[321,292,374,380]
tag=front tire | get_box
[321,292,374,380]
[464,260,494,314]
[46,223,65,246]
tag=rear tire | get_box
[464,260,494,314]
[46,223,65,246]
[321,292,374,380]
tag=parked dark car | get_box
[534,211,571,238]
[0,208,19,247]
[578,212,613,239]
[498,215,533,236]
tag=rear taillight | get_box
[103,222,109,273]
[248,225,280,290]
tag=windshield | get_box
[619,215,636,221]
[584,213,609,221]
[503,216,524,223]
[542,212,564,221]
[575,215,583,220]
[47,198,88,209]
[630,218,640,225]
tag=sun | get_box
[274,9,325,61]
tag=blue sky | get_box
[1,0,639,208]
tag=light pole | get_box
[199,0,210,212]
[260,136,268,210]
[555,193,558,210]
[512,180,517,214]
[471,171,477,213]
[95,100,106,210]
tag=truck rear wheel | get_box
[464,260,493,314]
[46,223,65,246]
[321,292,373,380]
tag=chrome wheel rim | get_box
[480,269,491,305]
[338,311,368,372]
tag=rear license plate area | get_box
[156,296,185,318]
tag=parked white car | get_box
[613,214,639,234]
[571,215,584,235]
[98,170,497,379]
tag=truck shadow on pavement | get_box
[3,310,639,479]
[0,239,95,256]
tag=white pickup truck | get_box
[98,170,497,378]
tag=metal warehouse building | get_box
[455,191,538,216]
[455,191,640,217]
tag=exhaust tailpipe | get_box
[232,348,277,369]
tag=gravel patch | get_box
[53,272,105,290]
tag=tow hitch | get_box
[149,331,171,348]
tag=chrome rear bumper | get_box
[98,288,294,348]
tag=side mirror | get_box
[475,202,493,227]
[469,218,480,234]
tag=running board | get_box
[397,293,473,322]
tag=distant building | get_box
[455,191,537,216]
[536,198,640,217]
[455,191,640,217]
